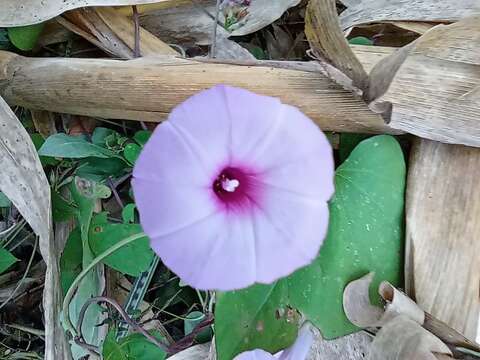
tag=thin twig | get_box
[107,177,124,209]
[76,297,169,354]
[210,0,222,58]
[132,5,141,58]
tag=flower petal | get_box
[168,85,233,173]
[150,212,257,290]
[233,349,277,360]
[252,190,329,284]
[133,85,335,290]
[253,104,334,201]
[222,86,284,162]
[133,122,210,186]
[132,177,217,238]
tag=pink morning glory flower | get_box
[132,85,334,291]
[234,322,315,360]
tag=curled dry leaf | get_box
[60,7,177,59]
[339,0,480,31]
[343,273,424,328]
[369,315,451,360]
[343,273,385,328]
[367,17,480,147]
[305,0,368,90]
[0,96,69,359]
[0,0,173,27]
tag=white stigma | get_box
[222,178,240,192]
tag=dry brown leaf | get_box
[0,96,69,359]
[0,50,392,134]
[305,0,368,90]
[31,110,57,138]
[339,0,480,31]
[368,17,480,147]
[368,315,452,360]
[0,0,173,27]
[61,7,176,59]
[343,273,385,328]
[406,139,480,340]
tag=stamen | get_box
[222,178,240,192]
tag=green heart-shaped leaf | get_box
[215,135,406,359]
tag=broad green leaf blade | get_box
[39,133,118,159]
[215,135,406,358]
[8,24,44,51]
[290,135,405,338]
[89,223,154,276]
[215,282,298,360]
[0,248,18,274]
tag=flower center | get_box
[213,166,258,213]
[222,178,240,192]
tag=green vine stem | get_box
[62,232,146,336]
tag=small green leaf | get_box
[121,203,136,224]
[184,311,213,343]
[133,130,152,146]
[89,223,154,276]
[39,133,118,159]
[92,127,117,146]
[8,23,44,51]
[52,190,77,223]
[102,329,166,360]
[124,143,142,165]
[0,248,18,274]
[0,192,11,208]
[60,227,82,294]
[348,36,373,45]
